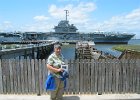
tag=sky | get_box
[0,0,140,38]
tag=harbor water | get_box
[61,39,140,60]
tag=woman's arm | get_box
[47,64,63,73]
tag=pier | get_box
[0,41,56,59]
[0,40,79,44]
[0,40,58,44]
[75,41,96,59]
[75,41,117,59]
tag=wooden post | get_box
[0,59,3,93]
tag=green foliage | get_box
[112,45,140,52]
[0,44,21,50]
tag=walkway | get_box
[0,94,140,100]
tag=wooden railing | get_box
[0,59,140,94]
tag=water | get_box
[128,39,140,45]
[61,44,76,60]
[61,39,140,60]
[95,44,122,57]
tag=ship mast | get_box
[64,10,69,21]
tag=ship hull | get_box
[94,41,128,44]
[91,33,134,44]
[21,32,135,44]
[45,32,135,44]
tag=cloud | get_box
[99,8,140,32]
[125,9,140,19]
[83,8,140,38]
[3,21,13,28]
[48,2,96,25]
[58,0,80,2]
[0,21,14,31]
[20,21,54,32]
[33,15,49,21]
[58,0,97,2]
[19,2,96,32]
[19,15,52,32]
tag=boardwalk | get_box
[0,94,140,100]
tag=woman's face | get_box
[54,47,61,55]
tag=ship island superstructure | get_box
[54,10,78,33]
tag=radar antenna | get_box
[64,10,69,21]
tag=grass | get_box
[112,45,140,52]
[0,44,21,50]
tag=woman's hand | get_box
[57,68,63,72]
